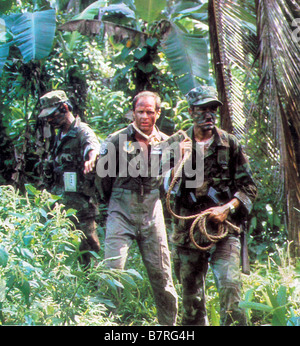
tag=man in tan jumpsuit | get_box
[96,91,178,325]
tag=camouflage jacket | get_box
[165,126,257,249]
[95,123,169,202]
[169,126,257,218]
[43,117,100,217]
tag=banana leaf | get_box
[161,23,209,95]
[0,16,12,74]
[9,9,56,63]
[135,0,167,23]
[0,42,10,75]
[72,1,136,25]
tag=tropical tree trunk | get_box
[208,0,234,133]
[209,0,300,256]
[256,0,300,257]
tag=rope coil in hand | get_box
[165,140,240,251]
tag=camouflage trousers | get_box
[173,235,247,326]
[63,194,101,267]
[105,188,178,326]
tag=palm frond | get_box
[210,0,300,255]
[256,0,300,256]
[209,0,257,138]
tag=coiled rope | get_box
[165,138,240,251]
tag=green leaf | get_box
[277,285,287,306]
[106,277,124,291]
[17,279,30,307]
[146,37,158,47]
[0,246,8,268]
[66,208,77,217]
[120,274,137,287]
[0,17,13,43]
[239,301,273,312]
[210,304,220,326]
[125,268,143,280]
[48,194,62,203]
[25,184,40,196]
[38,208,48,219]
[266,286,278,308]
[10,9,56,62]
[72,2,135,23]
[137,62,153,73]
[0,278,6,302]
[6,274,16,290]
[135,0,166,23]
[271,286,287,326]
[134,47,147,59]
[0,42,10,75]
[72,1,107,20]
[161,23,209,94]
[20,248,34,260]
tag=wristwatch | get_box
[228,202,236,215]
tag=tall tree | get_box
[209,0,300,256]
[255,0,300,257]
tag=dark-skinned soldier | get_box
[165,85,257,325]
[39,90,101,266]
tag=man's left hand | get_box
[206,205,230,224]
[206,198,240,224]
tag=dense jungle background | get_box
[0,0,299,326]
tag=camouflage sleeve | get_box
[77,124,101,160]
[230,135,257,215]
[94,134,117,203]
[42,158,54,189]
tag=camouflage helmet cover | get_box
[186,85,223,108]
[39,90,69,118]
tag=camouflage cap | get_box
[186,85,223,107]
[38,90,69,118]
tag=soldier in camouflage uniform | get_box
[39,90,101,266]
[165,86,257,325]
[95,91,178,325]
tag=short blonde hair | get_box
[132,91,161,111]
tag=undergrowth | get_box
[0,184,299,326]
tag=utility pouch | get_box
[64,172,77,192]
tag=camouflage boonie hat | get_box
[39,90,69,118]
[186,85,223,107]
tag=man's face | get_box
[133,96,160,135]
[45,106,66,129]
[190,105,218,131]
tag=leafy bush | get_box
[0,184,145,325]
[0,185,299,326]
[239,243,300,326]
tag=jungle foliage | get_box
[0,0,299,326]
[0,184,299,325]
